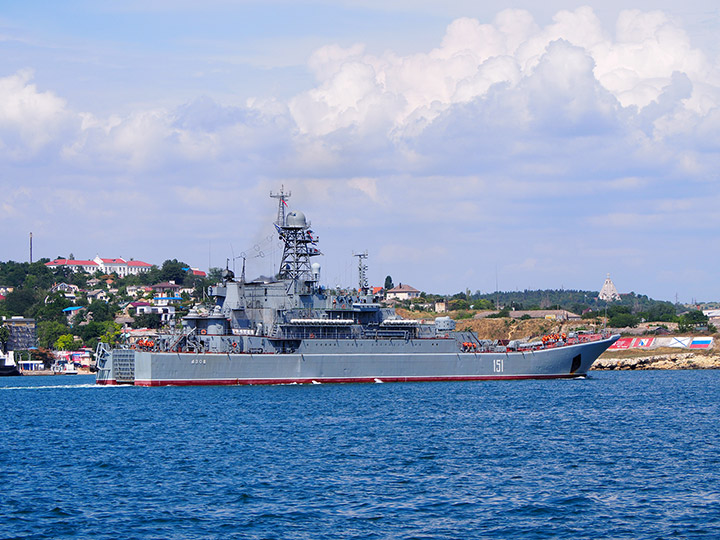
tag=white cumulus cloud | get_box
[0,69,76,159]
[287,6,720,146]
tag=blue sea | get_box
[1,371,719,540]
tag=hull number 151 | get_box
[493,359,504,373]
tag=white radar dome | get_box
[286,211,307,228]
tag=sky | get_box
[1,1,720,303]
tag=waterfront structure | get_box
[95,189,618,387]
[1,316,38,350]
[599,274,621,302]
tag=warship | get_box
[96,188,619,386]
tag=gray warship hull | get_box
[96,188,619,387]
[96,334,618,386]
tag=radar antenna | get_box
[353,250,369,295]
[270,185,291,227]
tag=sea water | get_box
[1,371,718,539]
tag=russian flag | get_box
[690,337,713,349]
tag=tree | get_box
[642,302,677,322]
[55,334,76,351]
[208,267,223,282]
[30,294,73,322]
[677,310,709,332]
[682,310,708,324]
[608,313,639,328]
[76,321,108,343]
[87,300,112,322]
[159,259,189,285]
[0,325,9,353]
[0,260,53,289]
[474,299,495,310]
[449,298,469,311]
[3,289,37,317]
[37,321,71,349]
[100,322,122,345]
[384,275,394,290]
[487,306,511,318]
[133,313,162,329]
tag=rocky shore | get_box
[592,351,720,370]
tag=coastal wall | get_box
[592,351,720,370]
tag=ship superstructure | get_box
[95,190,618,386]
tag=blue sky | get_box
[1,1,720,302]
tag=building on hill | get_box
[599,273,621,302]
[386,283,421,300]
[45,259,99,273]
[131,301,176,324]
[152,281,182,295]
[93,256,152,277]
[45,256,152,276]
[50,283,79,294]
[127,260,153,274]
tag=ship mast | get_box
[353,250,369,295]
[270,185,290,227]
[272,190,321,291]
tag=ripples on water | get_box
[1,371,719,539]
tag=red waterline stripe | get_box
[132,373,583,387]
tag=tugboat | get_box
[96,188,618,386]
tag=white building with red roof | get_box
[128,260,153,273]
[94,256,127,276]
[46,256,153,276]
[45,259,99,273]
